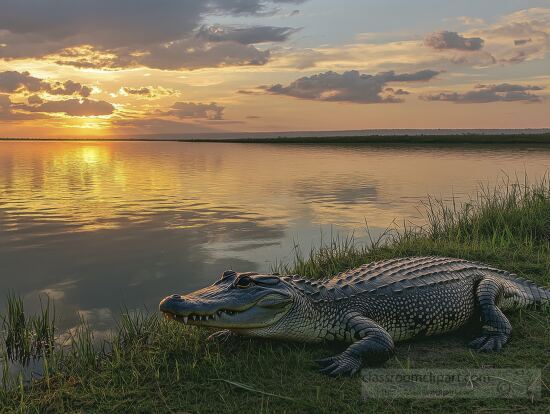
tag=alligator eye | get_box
[235,276,253,288]
[221,270,236,280]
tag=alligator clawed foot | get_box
[206,329,234,342]
[316,352,361,377]
[469,334,507,352]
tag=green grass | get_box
[1,178,549,413]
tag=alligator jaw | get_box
[162,308,244,326]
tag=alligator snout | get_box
[159,294,184,313]
[159,294,223,316]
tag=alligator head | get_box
[159,270,293,331]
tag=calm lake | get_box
[0,141,549,334]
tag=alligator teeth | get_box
[183,316,188,324]
[192,315,197,321]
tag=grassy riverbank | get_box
[1,178,549,413]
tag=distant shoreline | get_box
[1,133,550,144]
[179,134,550,144]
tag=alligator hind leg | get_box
[469,277,512,352]
[316,315,394,377]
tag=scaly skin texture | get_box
[159,256,550,377]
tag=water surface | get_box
[0,141,548,334]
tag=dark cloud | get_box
[0,71,91,97]
[381,70,440,82]
[385,88,410,95]
[0,71,44,93]
[136,39,270,70]
[421,83,543,103]
[263,69,439,104]
[208,0,306,16]
[120,86,176,98]
[197,25,298,44]
[0,94,45,120]
[476,83,543,93]
[237,89,262,95]
[48,80,92,97]
[514,38,532,46]
[53,40,271,71]
[162,102,225,120]
[121,87,155,96]
[27,95,43,105]
[25,98,115,116]
[0,0,301,70]
[425,31,484,51]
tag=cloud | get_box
[24,98,115,116]
[0,0,301,70]
[197,25,298,44]
[48,80,92,97]
[119,86,177,98]
[263,69,439,104]
[457,16,485,26]
[0,71,91,97]
[162,102,225,120]
[0,71,44,93]
[208,0,306,16]
[237,89,262,95]
[514,38,532,46]
[473,8,550,64]
[421,83,543,103]
[424,31,484,51]
[27,95,43,105]
[0,93,45,120]
[385,88,410,95]
[136,39,270,70]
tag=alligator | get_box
[159,256,550,376]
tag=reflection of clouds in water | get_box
[3,207,286,332]
[39,280,77,300]
[78,307,113,324]
[292,178,406,227]
[75,307,114,342]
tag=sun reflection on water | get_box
[1,142,549,240]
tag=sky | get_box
[0,0,549,138]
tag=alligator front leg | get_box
[316,315,394,377]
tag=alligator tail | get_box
[513,278,550,306]
[483,268,550,309]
